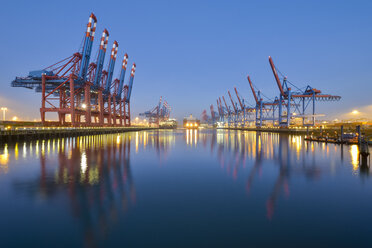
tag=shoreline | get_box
[0,127,157,143]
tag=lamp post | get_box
[1,107,7,121]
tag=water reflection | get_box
[350,145,359,172]
[2,131,174,247]
[10,135,134,246]
[209,129,369,219]
[0,144,9,173]
[185,129,199,146]
[0,129,371,247]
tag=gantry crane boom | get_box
[268,56,285,97]
[104,41,118,93]
[247,76,259,104]
[157,96,162,116]
[216,99,221,116]
[222,96,230,114]
[219,97,224,114]
[125,63,136,103]
[117,53,128,99]
[93,29,109,87]
[228,91,237,113]
[210,105,215,120]
[234,87,244,110]
[79,13,97,80]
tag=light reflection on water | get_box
[0,129,371,247]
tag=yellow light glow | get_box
[82,103,87,109]
[80,151,87,176]
[0,144,9,167]
[14,143,19,160]
[12,116,18,121]
[350,145,359,171]
[135,132,139,153]
[352,110,359,115]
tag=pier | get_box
[220,124,372,146]
[0,126,155,143]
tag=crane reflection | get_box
[11,134,137,247]
[0,127,369,235]
[211,130,328,220]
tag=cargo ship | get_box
[183,114,200,129]
[159,119,178,129]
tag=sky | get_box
[0,0,371,121]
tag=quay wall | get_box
[0,127,157,143]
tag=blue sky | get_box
[0,0,371,121]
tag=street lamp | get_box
[1,107,7,121]
[12,116,18,121]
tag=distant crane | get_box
[269,56,340,127]
[140,97,171,125]
[247,75,279,127]
[234,86,253,127]
[221,96,232,125]
[228,90,239,126]
[210,105,218,125]
[210,56,340,128]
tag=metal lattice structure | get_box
[212,56,341,128]
[140,97,171,125]
[268,56,340,127]
[12,13,136,127]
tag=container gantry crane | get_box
[227,90,239,127]
[140,97,171,125]
[210,56,341,128]
[233,87,246,126]
[201,105,218,125]
[221,96,232,126]
[111,53,128,126]
[216,100,221,120]
[210,104,218,125]
[247,75,279,127]
[217,98,226,123]
[122,63,136,126]
[268,56,341,127]
[102,41,119,125]
[90,29,109,125]
[11,13,136,127]
[233,87,257,127]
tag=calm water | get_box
[0,129,371,247]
